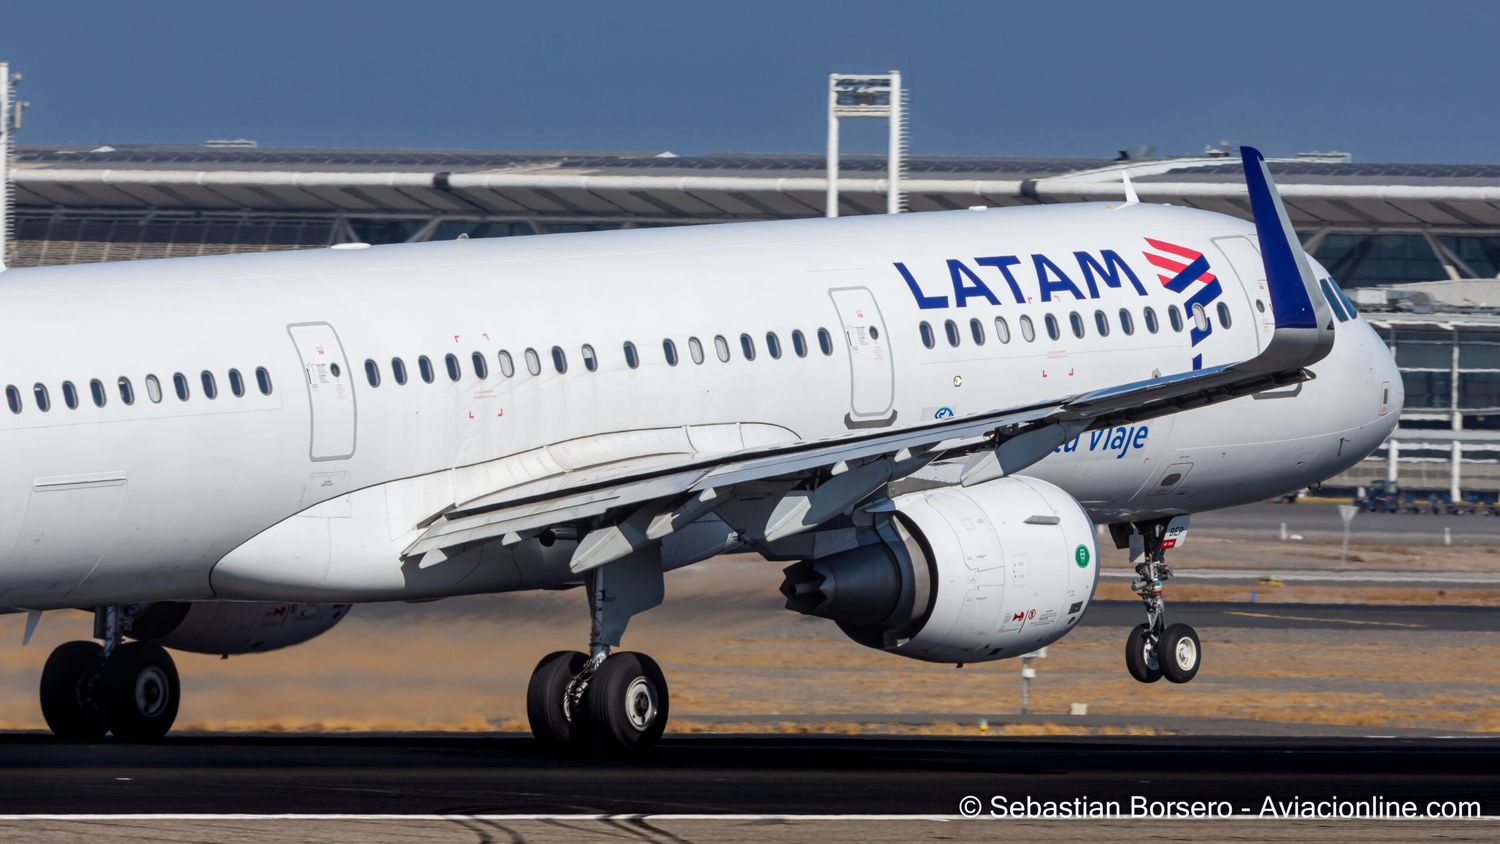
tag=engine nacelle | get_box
[126,601,351,656]
[781,476,1097,663]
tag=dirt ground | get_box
[1,540,1494,737]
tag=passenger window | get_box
[33,383,49,412]
[90,379,106,408]
[582,344,598,372]
[1119,308,1135,336]
[444,353,461,382]
[391,357,408,385]
[472,351,489,379]
[623,342,639,369]
[1020,315,1036,342]
[5,385,19,414]
[365,359,381,387]
[818,328,834,355]
[1144,307,1159,334]
[173,372,190,401]
[418,356,435,383]
[229,368,245,397]
[497,351,514,378]
[256,367,273,395]
[146,374,164,403]
[551,346,568,373]
[944,319,960,347]
[1070,311,1086,338]
[740,333,756,361]
[201,371,218,400]
[792,330,808,357]
[995,316,1011,344]
[1044,314,1060,341]
[970,318,985,345]
[1217,301,1233,329]
[766,332,782,359]
[1191,303,1209,333]
[663,339,679,366]
[689,336,706,365]
[1095,310,1110,337]
[526,348,542,375]
[919,321,935,349]
[62,381,79,410]
[1168,305,1184,332]
[118,377,135,406]
[715,335,731,362]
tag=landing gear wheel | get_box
[40,641,109,741]
[527,650,589,749]
[585,652,669,753]
[98,642,180,741]
[1124,623,1162,684]
[1160,624,1201,684]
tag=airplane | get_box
[0,147,1398,752]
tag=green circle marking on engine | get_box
[1074,544,1090,568]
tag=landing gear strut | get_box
[1119,517,1201,684]
[526,551,670,753]
[39,606,181,741]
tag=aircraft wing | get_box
[403,146,1335,573]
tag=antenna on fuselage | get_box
[1119,170,1140,208]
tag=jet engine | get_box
[780,476,1097,663]
[125,601,351,656]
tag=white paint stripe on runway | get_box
[1100,569,1500,584]
[0,813,1492,822]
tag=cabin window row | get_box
[6,367,274,415]
[918,302,1233,349]
[362,328,838,388]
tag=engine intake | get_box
[780,476,1098,663]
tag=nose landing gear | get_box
[1119,516,1201,684]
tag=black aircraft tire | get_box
[1125,623,1163,683]
[527,650,588,749]
[585,652,669,753]
[40,641,110,741]
[99,642,180,741]
[1161,623,1202,684]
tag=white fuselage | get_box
[0,203,1399,609]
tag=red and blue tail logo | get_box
[1142,238,1223,370]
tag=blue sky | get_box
[1,1,1493,162]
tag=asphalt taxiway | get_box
[1081,600,1497,631]
[0,733,1494,816]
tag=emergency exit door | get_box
[828,287,896,427]
[287,322,356,461]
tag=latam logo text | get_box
[895,250,1146,309]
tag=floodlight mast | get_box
[0,62,11,270]
[826,70,906,218]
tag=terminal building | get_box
[9,143,1500,499]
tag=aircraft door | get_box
[828,287,896,428]
[287,322,357,461]
[1212,236,1271,352]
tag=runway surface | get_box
[1081,600,1497,631]
[0,734,1493,816]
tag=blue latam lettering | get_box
[1054,425,1150,459]
[1033,254,1086,302]
[948,259,1002,307]
[1075,250,1148,297]
[895,262,948,309]
[974,256,1026,303]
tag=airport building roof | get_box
[16,144,1500,231]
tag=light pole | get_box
[826,70,906,218]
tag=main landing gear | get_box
[527,551,670,753]
[1118,516,1201,685]
[40,606,180,741]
